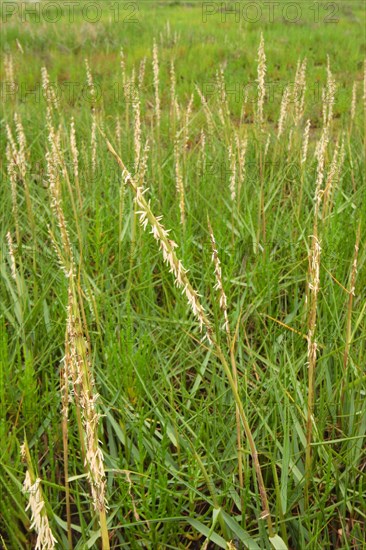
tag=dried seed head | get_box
[41,66,59,113]
[6,132,18,216]
[132,87,141,173]
[277,85,290,138]
[237,133,248,196]
[307,337,318,369]
[322,56,336,128]
[91,113,97,173]
[23,472,57,550]
[152,40,160,128]
[264,133,271,158]
[200,129,206,173]
[314,126,329,208]
[170,59,177,117]
[308,235,321,294]
[6,232,17,281]
[215,65,229,124]
[287,129,293,158]
[4,53,15,88]
[138,56,146,90]
[174,135,185,226]
[208,220,230,337]
[228,144,236,202]
[293,58,307,126]
[70,116,79,180]
[301,119,311,165]
[138,140,150,183]
[323,136,345,215]
[117,163,213,343]
[183,93,194,151]
[14,113,27,180]
[66,287,108,512]
[85,58,96,105]
[256,33,266,129]
[46,133,74,276]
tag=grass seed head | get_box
[256,32,266,129]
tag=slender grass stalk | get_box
[304,127,327,509]
[4,53,15,93]
[170,58,177,126]
[61,337,73,548]
[6,126,21,247]
[341,223,361,403]
[363,58,366,151]
[120,48,130,130]
[193,450,229,540]
[228,142,237,244]
[257,143,266,251]
[208,219,244,500]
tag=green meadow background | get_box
[1,1,365,548]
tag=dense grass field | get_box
[1,1,365,548]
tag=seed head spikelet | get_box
[256,33,266,129]
[6,231,17,281]
[21,440,57,550]
[277,85,290,138]
[152,40,160,128]
[208,219,230,338]
[293,58,307,125]
[102,132,212,343]
[301,119,311,165]
[70,116,79,180]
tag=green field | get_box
[1,1,365,548]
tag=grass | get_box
[1,1,365,548]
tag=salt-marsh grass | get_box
[1,1,365,548]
